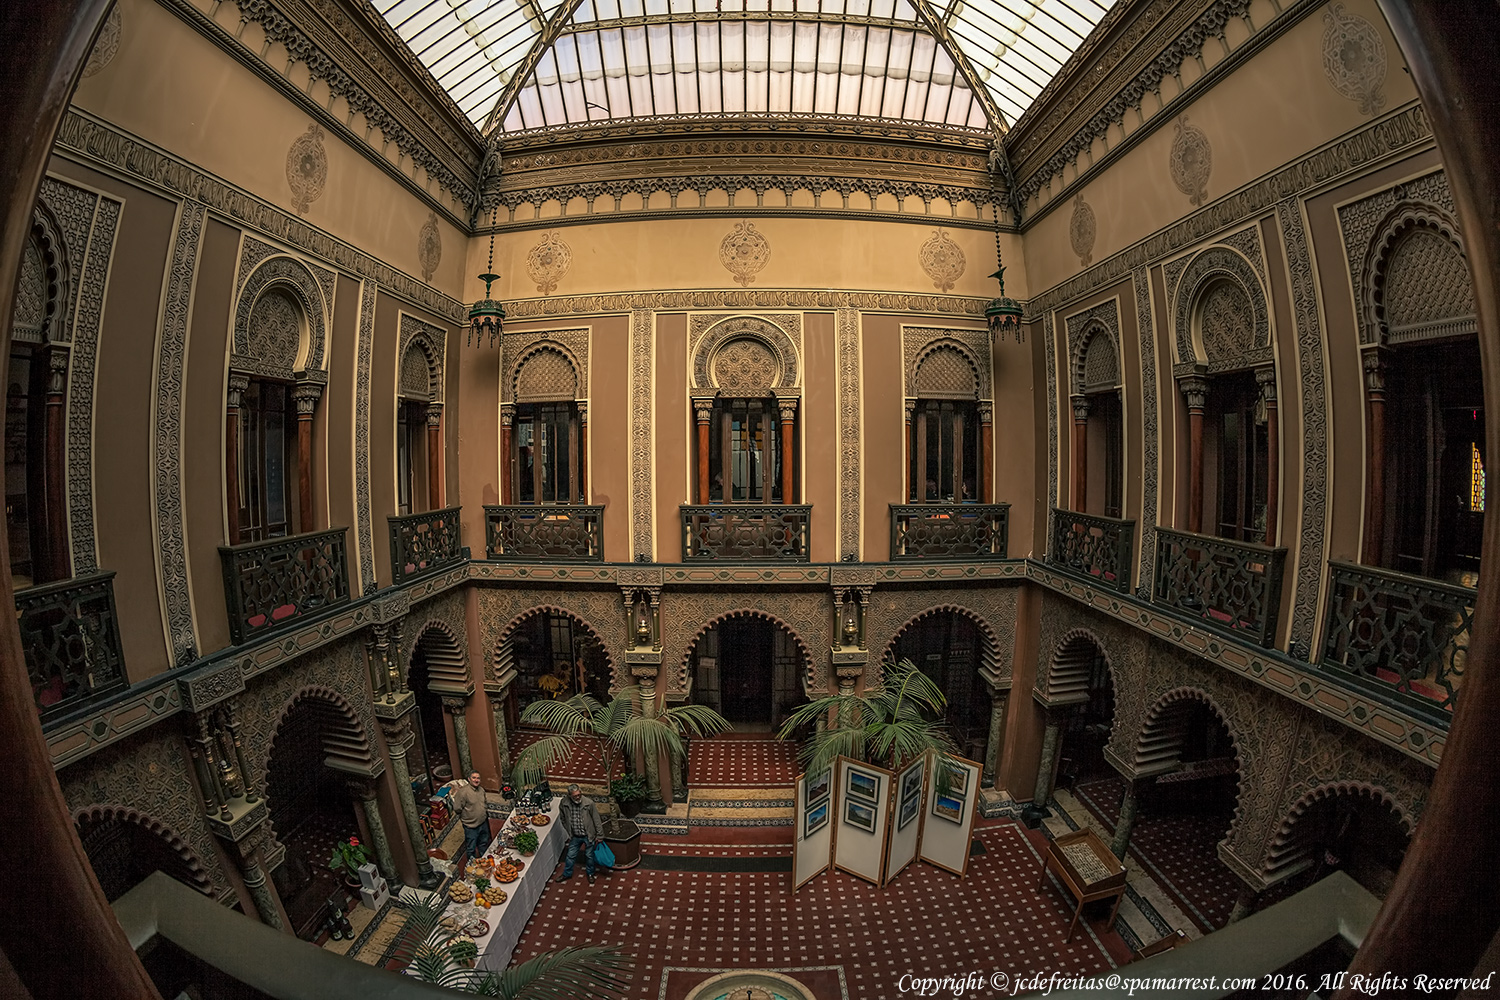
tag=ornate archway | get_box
[883,606,1002,762]
[74,805,214,903]
[495,605,616,714]
[407,620,468,785]
[1262,781,1414,899]
[681,609,813,728]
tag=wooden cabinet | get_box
[1039,828,1128,941]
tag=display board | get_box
[883,756,926,884]
[832,758,891,885]
[791,768,833,892]
[917,753,981,877]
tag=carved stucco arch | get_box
[1361,201,1474,345]
[692,315,800,392]
[907,338,985,400]
[494,603,620,689]
[261,685,378,796]
[407,618,469,691]
[73,803,215,896]
[1038,627,1118,720]
[1071,321,1121,394]
[233,255,329,377]
[877,604,1003,685]
[1129,685,1247,848]
[506,340,584,404]
[1261,780,1415,883]
[14,201,72,345]
[1173,246,1270,369]
[398,316,445,403]
[678,608,815,693]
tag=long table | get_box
[473,798,567,973]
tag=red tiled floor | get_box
[1073,776,1239,931]
[510,729,613,784]
[688,733,799,788]
[512,821,1125,998]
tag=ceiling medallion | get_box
[1322,3,1387,117]
[417,212,442,283]
[1070,194,1096,267]
[286,123,328,215]
[82,6,122,78]
[720,221,771,287]
[918,230,966,292]
[1169,116,1212,208]
[526,231,573,295]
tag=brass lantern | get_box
[468,215,504,348]
[985,266,1024,344]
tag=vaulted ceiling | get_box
[378,0,1116,136]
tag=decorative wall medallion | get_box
[1169,116,1211,207]
[712,338,779,392]
[285,124,328,215]
[720,222,770,286]
[526,231,572,294]
[82,6,122,78]
[1322,3,1387,117]
[1070,195,1097,267]
[417,212,442,283]
[918,230,965,292]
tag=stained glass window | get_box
[1472,441,1486,512]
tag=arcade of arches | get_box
[8,0,1477,994]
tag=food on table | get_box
[448,882,474,902]
[482,886,507,906]
[531,814,550,826]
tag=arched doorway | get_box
[1263,784,1413,904]
[75,807,213,904]
[888,611,991,762]
[507,610,611,717]
[688,613,806,730]
[1043,632,1116,790]
[407,623,467,789]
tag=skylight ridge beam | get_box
[482,0,593,134]
[906,0,1007,131]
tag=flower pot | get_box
[602,818,641,870]
[619,797,643,818]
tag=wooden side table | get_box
[1040,828,1128,942]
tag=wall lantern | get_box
[468,213,504,348]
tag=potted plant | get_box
[329,835,370,888]
[609,773,648,818]
[514,829,539,856]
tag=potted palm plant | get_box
[609,773,648,818]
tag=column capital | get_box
[577,399,588,425]
[692,397,716,422]
[500,403,515,428]
[1070,394,1091,422]
[290,381,323,414]
[1362,346,1389,396]
[1255,364,1278,402]
[778,398,799,422]
[441,694,471,714]
[977,401,993,424]
[1178,374,1210,412]
[227,372,251,408]
[425,401,443,426]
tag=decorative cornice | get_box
[54,109,467,325]
[500,288,990,320]
[1027,103,1432,318]
[494,112,993,151]
[159,0,477,221]
[490,204,1005,236]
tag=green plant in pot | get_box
[609,773,648,817]
[328,836,370,886]
[514,829,540,856]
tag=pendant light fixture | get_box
[468,208,505,348]
[985,149,1024,344]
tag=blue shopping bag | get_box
[593,840,616,868]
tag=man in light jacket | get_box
[446,772,491,862]
[555,783,604,885]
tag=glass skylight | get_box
[377,0,1116,135]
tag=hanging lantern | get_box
[468,214,504,348]
[985,266,1024,344]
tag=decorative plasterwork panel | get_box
[233,249,330,378]
[399,589,470,681]
[397,313,446,404]
[1070,195,1097,267]
[285,124,327,215]
[154,202,206,665]
[525,232,570,294]
[354,281,377,594]
[689,314,802,392]
[659,591,833,697]
[475,586,628,686]
[82,4,122,77]
[901,326,992,400]
[1027,104,1432,320]
[505,289,987,319]
[501,327,589,405]
[1046,314,1060,509]
[1170,243,1271,372]
[1337,171,1469,346]
[1133,268,1160,598]
[836,307,862,562]
[1277,199,1331,657]
[54,111,466,325]
[1321,3,1387,118]
[417,212,442,283]
[918,230,966,292]
[1064,300,1122,396]
[864,587,1018,685]
[629,309,654,560]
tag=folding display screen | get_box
[918,753,981,877]
[791,768,833,892]
[832,758,891,885]
[883,756,926,884]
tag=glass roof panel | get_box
[377,0,1114,134]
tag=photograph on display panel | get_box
[844,797,877,833]
[933,792,964,824]
[846,768,880,802]
[942,760,969,797]
[805,769,831,807]
[898,766,924,831]
[805,800,829,837]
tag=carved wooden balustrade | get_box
[484,505,604,561]
[680,504,811,561]
[889,503,1010,560]
[17,571,127,719]
[219,528,351,645]
[1320,560,1472,720]
[388,506,464,583]
[1152,527,1286,648]
[1047,508,1135,592]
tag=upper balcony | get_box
[19,571,127,720]
[889,503,1009,561]
[219,528,352,645]
[484,505,604,562]
[1151,527,1287,649]
[1046,508,1135,593]
[388,506,465,584]
[680,504,810,561]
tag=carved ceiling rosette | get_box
[1321,3,1387,117]
[1070,194,1097,267]
[526,231,572,294]
[417,212,442,283]
[918,230,966,292]
[285,124,328,215]
[1169,116,1211,208]
[719,221,770,287]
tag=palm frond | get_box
[386,892,448,968]
[662,703,733,739]
[613,715,685,765]
[511,734,574,786]
[596,694,637,739]
[498,944,633,1000]
[519,696,596,737]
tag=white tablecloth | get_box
[473,798,567,973]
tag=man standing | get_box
[555,783,604,885]
[446,771,491,862]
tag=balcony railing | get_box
[889,503,1009,560]
[1152,527,1287,648]
[1047,508,1135,592]
[484,505,603,562]
[18,571,127,719]
[1320,560,1472,717]
[219,528,351,645]
[680,504,810,561]
[388,506,464,584]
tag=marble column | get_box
[982,688,1009,789]
[637,672,665,813]
[1071,394,1090,511]
[444,696,474,779]
[1030,710,1063,815]
[491,695,511,777]
[237,836,286,931]
[225,373,249,545]
[1181,375,1209,535]
[381,712,440,888]
[352,779,401,888]
[291,381,323,534]
[1110,778,1141,860]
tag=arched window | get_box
[690,323,802,506]
[907,344,981,503]
[1069,321,1123,518]
[509,346,584,504]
